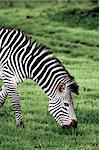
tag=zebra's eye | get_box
[64,103,69,107]
[58,83,65,93]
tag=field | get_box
[0,1,99,150]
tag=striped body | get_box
[0,28,79,127]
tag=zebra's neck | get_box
[29,42,73,98]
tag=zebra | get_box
[0,27,79,128]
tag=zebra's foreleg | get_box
[5,83,24,127]
[0,85,8,107]
[10,92,24,127]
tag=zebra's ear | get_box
[68,82,79,95]
[58,83,65,93]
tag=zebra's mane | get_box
[31,40,75,81]
[25,32,75,84]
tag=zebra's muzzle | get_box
[70,119,77,128]
[62,119,77,129]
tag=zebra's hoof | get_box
[16,121,25,128]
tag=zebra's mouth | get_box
[70,119,77,128]
[62,119,77,129]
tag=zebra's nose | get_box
[70,119,77,128]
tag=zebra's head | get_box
[48,82,79,128]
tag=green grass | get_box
[0,1,99,150]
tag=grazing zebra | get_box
[0,27,79,128]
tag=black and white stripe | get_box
[0,27,78,127]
